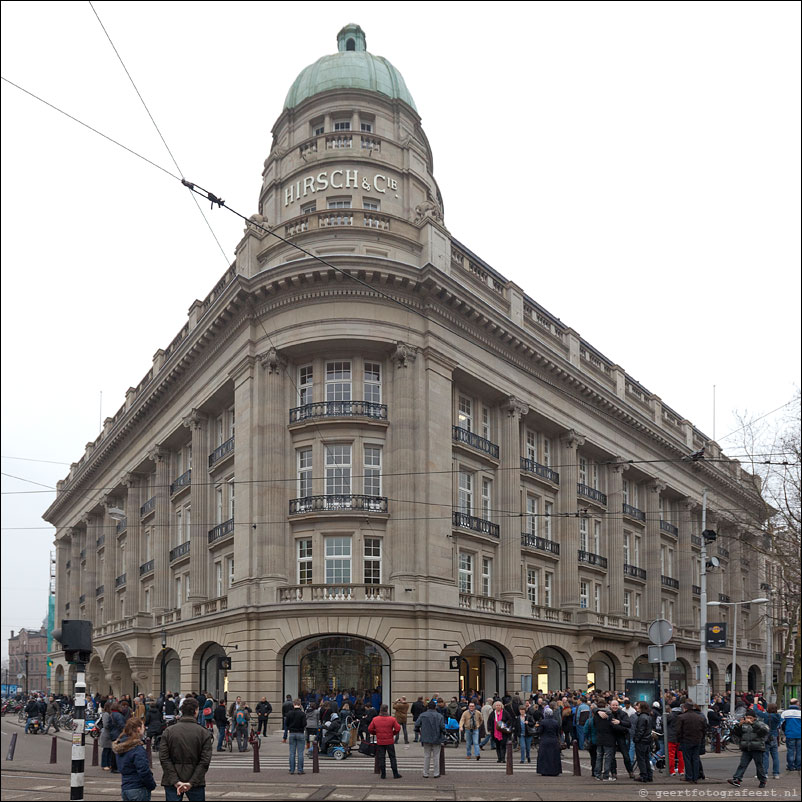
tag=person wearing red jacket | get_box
[368,705,402,779]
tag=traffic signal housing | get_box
[51,620,92,664]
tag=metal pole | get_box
[659,661,669,774]
[699,489,709,717]
[160,649,166,701]
[25,653,29,698]
[731,605,738,703]
[765,594,775,704]
[71,662,86,801]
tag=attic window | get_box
[346,38,355,51]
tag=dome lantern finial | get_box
[337,23,366,53]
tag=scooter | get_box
[28,716,43,734]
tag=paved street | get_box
[2,719,800,800]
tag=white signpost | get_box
[648,618,673,771]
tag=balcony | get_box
[740,558,750,568]
[116,517,127,534]
[452,510,499,538]
[578,550,608,569]
[208,518,234,544]
[577,484,607,506]
[278,584,394,603]
[96,534,105,549]
[115,573,126,588]
[719,593,731,603]
[139,559,155,576]
[80,548,86,560]
[624,564,647,580]
[289,495,388,515]
[65,602,70,610]
[692,585,701,595]
[520,457,559,484]
[531,605,573,623]
[170,469,191,496]
[79,594,86,604]
[660,520,678,536]
[170,541,191,562]
[452,426,499,459]
[192,596,228,617]
[521,532,560,555]
[623,503,646,522]
[140,496,156,517]
[691,535,702,547]
[661,575,680,589]
[208,436,234,468]
[66,560,71,570]
[289,401,388,424]
[718,546,730,559]
[459,593,513,615]
[96,585,104,596]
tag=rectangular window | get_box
[175,576,182,608]
[225,557,234,589]
[298,365,313,405]
[314,125,324,136]
[325,537,351,584]
[144,587,151,612]
[458,395,472,431]
[527,568,539,603]
[458,471,473,515]
[216,485,224,524]
[145,529,151,561]
[174,510,182,548]
[326,361,352,406]
[364,538,381,584]
[481,407,491,440]
[334,120,351,131]
[228,477,235,521]
[327,198,352,209]
[301,202,317,215]
[624,532,631,564]
[185,574,191,601]
[579,518,588,552]
[325,445,351,497]
[362,200,380,211]
[228,406,235,439]
[363,362,381,403]
[579,457,588,486]
[526,430,537,462]
[458,552,473,594]
[360,122,372,133]
[298,539,312,584]
[579,580,589,609]
[481,478,492,519]
[544,571,553,607]
[594,583,601,612]
[184,506,191,542]
[667,548,675,577]
[660,545,667,575]
[364,445,382,496]
[526,496,538,536]
[623,479,630,506]
[624,590,632,616]
[215,562,223,597]
[591,462,599,490]
[634,593,641,617]
[481,557,492,597]
[630,482,638,508]
[542,437,551,467]
[634,534,641,567]
[593,520,601,554]
[543,501,553,539]
[298,448,313,498]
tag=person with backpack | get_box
[213,700,228,752]
[231,704,249,752]
[201,698,214,730]
[281,695,294,742]
[145,701,165,749]
[575,697,591,748]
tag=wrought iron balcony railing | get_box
[140,496,156,517]
[452,511,500,538]
[140,559,155,576]
[170,541,191,562]
[452,425,499,459]
[623,503,646,522]
[578,550,608,569]
[692,585,701,595]
[115,573,126,588]
[96,585,104,596]
[116,517,127,534]
[97,534,105,549]
[521,532,560,554]
[719,593,731,603]
[289,495,388,515]
[660,520,678,536]
[624,564,646,580]
[290,401,388,423]
[520,457,560,484]
[661,575,680,589]
[208,518,234,544]
[209,437,234,468]
[691,535,702,547]
[170,469,192,495]
[577,484,607,505]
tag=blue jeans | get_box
[680,742,702,781]
[288,732,305,772]
[575,726,586,749]
[216,725,226,750]
[479,731,493,748]
[24,717,34,733]
[519,735,532,762]
[465,729,479,756]
[763,735,780,775]
[121,790,151,801]
[164,788,205,801]
[786,738,801,771]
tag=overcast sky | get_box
[1,1,799,663]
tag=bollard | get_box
[145,737,152,767]
[50,735,58,764]
[506,739,513,775]
[6,732,17,761]
[252,737,260,773]
[312,738,319,773]
[715,729,721,754]
[92,737,99,767]
[439,742,446,777]
[572,739,581,776]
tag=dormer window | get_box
[346,37,355,51]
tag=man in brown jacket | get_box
[393,696,410,745]
[159,697,213,800]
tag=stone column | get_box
[645,480,665,620]
[259,348,288,586]
[558,430,584,608]
[184,410,209,604]
[499,396,528,600]
[389,343,418,585]
[677,499,695,627]
[607,462,628,616]
[69,529,81,616]
[84,515,98,624]
[123,473,142,617]
[101,504,115,623]
[148,448,170,612]
[55,535,69,620]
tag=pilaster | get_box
[101,502,117,623]
[122,473,142,616]
[69,529,80,616]
[499,396,528,600]
[557,429,584,608]
[677,499,695,627]
[607,462,628,616]
[149,447,171,612]
[184,411,209,603]
[645,480,665,620]
[84,515,98,618]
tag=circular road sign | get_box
[648,618,673,646]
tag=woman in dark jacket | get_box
[633,701,654,782]
[536,706,563,776]
[107,702,126,774]
[144,702,164,747]
[488,701,515,764]
[112,717,156,801]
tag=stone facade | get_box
[45,26,768,703]
[9,628,48,694]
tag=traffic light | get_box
[52,620,92,664]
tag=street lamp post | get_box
[707,598,769,701]
[159,629,167,702]
[24,652,29,697]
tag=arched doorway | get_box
[588,651,619,692]
[152,649,181,697]
[532,646,571,694]
[283,635,390,707]
[108,651,133,698]
[459,641,508,699]
[748,665,762,692]
[725,663,743,693]
[196,643,227,702]
[87,655,105,697]
[633,655,654,680]
[55,665,64,695]
[668,659,688,690]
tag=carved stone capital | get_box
[121,472,141,489]
[610,460,631,475]
[560,429,585,450]
[260,346,287,375]
[182,409,207,431]
[391,341,418,369]
[147,446,169,463]
[648,480,667,494]
[501,395,529,419]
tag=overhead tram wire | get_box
[87,1,229,265]
[2,77,789,503]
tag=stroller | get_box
[444,716,461,748]
[311,712,351,760]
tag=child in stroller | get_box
[444,716,461,747]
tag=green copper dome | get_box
[284,24,417,112]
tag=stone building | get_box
[9,627,48,694]
[45,24,768,702]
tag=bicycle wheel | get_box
[227,734,233,752]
